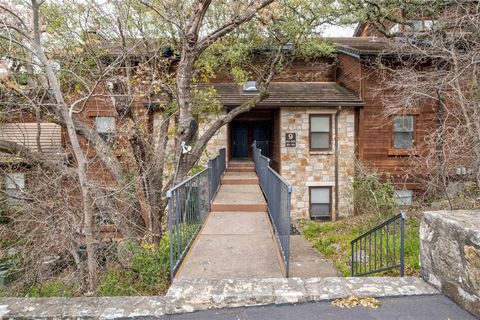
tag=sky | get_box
[322,24,357,37]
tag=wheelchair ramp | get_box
[175,161,283,280]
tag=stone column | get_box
[420,210,480,317]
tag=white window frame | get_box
[394,189,413,206]
[5,172,25,204]
[94,116,116,143]
[310,187,331,219]
[393,115,415,150]
[243,81,258,93]
[310,114,331,151]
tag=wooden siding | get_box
[337,52,439,188]
[210,57,336,83]
[336,53,363,98]
[0,122,62,154]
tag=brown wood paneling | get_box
[356,64,439,188]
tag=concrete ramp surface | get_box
[175,161,283,280]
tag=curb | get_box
[0,276,439,319]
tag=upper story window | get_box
[405,20,424,32]
[393,115,415,149]
[391,19,436,34]
[310,115,331,151]
[95,116,116,143]
[243,81,258,94]
[5,172,25,204]
[423,20,434,31]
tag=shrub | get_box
[351,161,397,216]
[25,280,79,297]
[97,235,170,296]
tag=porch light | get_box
[243,81,258,93]
[181,141,192,154]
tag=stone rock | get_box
[352,250,368,264]
[331,243,341,252]
[420,210,480,318]
[0,276,438,318]
[430,200,450,211]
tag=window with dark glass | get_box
[310,187,331,219]
[95,116,116,143]
[393,115,414,149]
[310,115,331,150]
[5,172,25,204]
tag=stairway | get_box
[211,161,267,212]
[175,160,282,280]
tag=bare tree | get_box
[375,2,480,202]
[0,0,336,292]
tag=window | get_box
[243,81,258,93]
[5,173,25,203]
[394,189,413,206]
[456,165,474,175]
[393,115,414,149]
[390,23,399,33]
[310,187,331,219]
[310,115,331,150]
[95,117,115,143]
[423,20,434,31]
[405,20,424,32]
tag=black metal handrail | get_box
[166,148,226,280]
[252,141,292,277]
[351,212,406,277]
[208,148,226,203]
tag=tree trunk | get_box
[32,0,97,291]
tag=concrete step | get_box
[211,203,267,212]
[222,178,259,185]
[227,167,255,173]
[228,162,255,169]
[211,184,267,212]
[222,172,258,185]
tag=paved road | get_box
[161,295,478,320]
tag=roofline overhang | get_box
[336,47,397,62]
[224,101,364,109]
[353,22,365,37]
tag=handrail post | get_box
[207,160,212,204]
[351,241,354,276]
[167,191,174,281]
[400,212,406,277]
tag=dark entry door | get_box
[253,124,270,157]
[232,125,248,158]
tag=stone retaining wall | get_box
[0,276,437,318]
[420,210,480,317]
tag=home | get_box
[0,36,437,221]
[197,36,434,220]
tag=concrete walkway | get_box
[290,235,341,277]
[175,161,283,280]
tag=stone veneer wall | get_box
[420,210,480,318]
[280,107,355,220]
[198,111,228,165]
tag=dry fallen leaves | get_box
[331,296,381,309]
